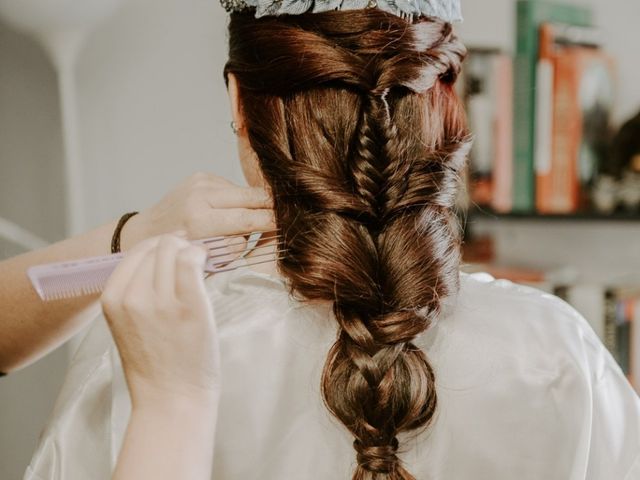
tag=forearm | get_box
[113,396,218,480]
[0,215,144,372]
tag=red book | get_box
[491,55,514,213]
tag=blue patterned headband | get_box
[220,0,463,22]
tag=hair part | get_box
[225,9,471,479]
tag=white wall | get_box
[1,0,639,479]
[76,0,241,230]
[0,2,238,478]
[0,21,66,242]
[0,19,69,480]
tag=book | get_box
[565,283,606,340]
[534,23,557,213]
[462,49,513,213]
[633,297,640,394]
[492,55,514,213]
[535,22,615,213]
[551,45,615,212]
[604,286,640,388]
[465,49,496,208]
[513,1,592,212]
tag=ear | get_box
[227,72,245,133]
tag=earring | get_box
[231,120,239,135]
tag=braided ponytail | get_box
[225,10,471,478]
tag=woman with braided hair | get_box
[24,1,640,480]
[222,10,472,478]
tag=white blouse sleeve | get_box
[563,300,640,480]
[586,344,640,479]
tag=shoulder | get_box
[424,272,640,478]
[456,270,595,334]
[458,271,605,353]
[434,271,612,388]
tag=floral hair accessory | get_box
[219,0,462,22]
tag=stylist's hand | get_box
[100,232,220,408]
[121,172,275,253]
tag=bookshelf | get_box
[459,0,640,225]
[466,207,640,222]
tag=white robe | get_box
[24,268,640,480]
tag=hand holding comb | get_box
[27,231,283,301]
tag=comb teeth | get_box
[39,264,115,300]
[27,252,123,301]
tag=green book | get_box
[513,0,592,212]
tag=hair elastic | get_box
[111,211,139,254]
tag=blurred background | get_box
[0,0,639,478]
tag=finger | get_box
[102,236,162,304]
[202,187,273,210]
[186,172,236,189]
[190,208,277,238]
[175,245,209,306]
[206,235,246,268]
[153,233,190,299]
[124,247,157,306]
[223,234,248,258]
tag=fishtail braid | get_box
[225,9,472,479]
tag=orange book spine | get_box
[550,47,582,213]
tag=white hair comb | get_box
[27,231,283,301]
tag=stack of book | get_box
[462,0,617,215]
[604,286,640,389]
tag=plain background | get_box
[1,0,639,478]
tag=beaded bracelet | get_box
[111,211,139,254]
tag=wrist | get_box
[121,388,218,480]
[131,393,220,429]
[131,383,221,416]
[118,211,146,252]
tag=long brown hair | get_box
[224,9,471,479]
